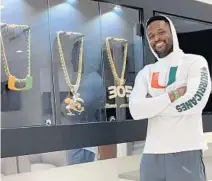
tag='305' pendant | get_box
[8,75,33,91]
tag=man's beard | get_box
[157,45,173,58]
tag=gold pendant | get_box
[8,75,33,91]
[108,85,133,99]
[64,94,85,116]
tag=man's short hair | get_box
[147,15,170,27]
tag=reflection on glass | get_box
[1,0,55,128]
[99,2,143,160]
[49,0,104,165]
[48,0,144,163]
[100,2,143,123]
[49,0,104,124]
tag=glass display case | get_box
[1,0,55,128]
[100,2,143,122]
[49,0,105,126]
[1,0,144,129]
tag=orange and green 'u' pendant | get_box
[8,75,33,91]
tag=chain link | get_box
[1,24,31,83]
[105,37,128,86]
[57,31,83,94]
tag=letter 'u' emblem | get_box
[151,66,178,89]
[8,75,33,91]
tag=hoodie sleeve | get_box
[159,56,211,116]
[129,66,171,120]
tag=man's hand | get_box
[146,86,186,102]
[177,86,187,96]
[168,86,187,102]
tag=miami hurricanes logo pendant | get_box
[8,75,33,91]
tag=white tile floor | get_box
[119,178,212,181]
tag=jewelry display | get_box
[57,31,84,116]
[1,24,32,91]
[105,37,128,86]
[105,37,133,105]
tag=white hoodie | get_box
[129,16,212,154]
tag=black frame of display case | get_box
[2,115,212,158]
[1,0,212,158]
[153,10,212,25]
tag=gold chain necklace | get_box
[105,37,128,86]
[57,31,84,116]
[1,24,32,91]
[57,31,83,95]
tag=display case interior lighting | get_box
[114,5,121,11]
[0,0,4,9]
[67,0,76,4]
[16,50,23,53]
[195,0,212,5]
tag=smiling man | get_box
[148,18,173,58]
[129,15,211,181]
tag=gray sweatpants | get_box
[140,150,206,181]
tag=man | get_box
[129,15,211,181]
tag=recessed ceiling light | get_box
[16,50,23,53]
[195,0,212,5]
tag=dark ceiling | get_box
[102,0,212,23]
